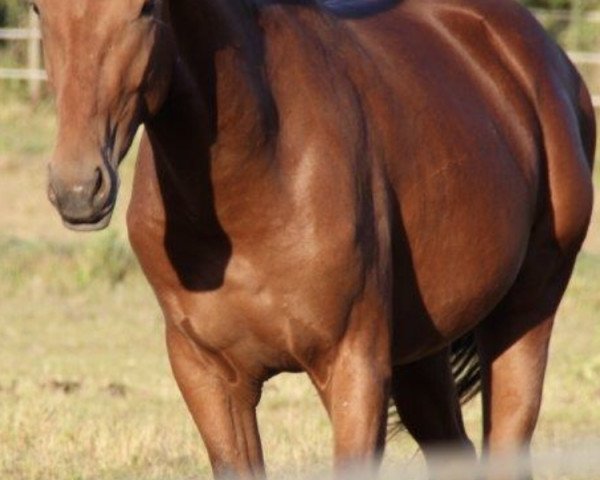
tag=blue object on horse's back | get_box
[253,0,400,18]
[317,0,399,17]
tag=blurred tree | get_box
[523,0,575,7]
[520,0,600,8]
[0,0,26,27]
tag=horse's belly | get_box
[393,261,521,365]
[391,172,533,364]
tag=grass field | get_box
[0,87,599,480]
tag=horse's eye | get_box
[140,0,156,17]
[31,2,40,15]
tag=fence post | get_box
[27,9,42,101]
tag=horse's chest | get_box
[146,244,364,376]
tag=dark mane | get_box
[250,0,400,18]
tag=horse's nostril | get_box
[92,168,104,197]
[91,165,112,209]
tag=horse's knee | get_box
[487,389,542,446]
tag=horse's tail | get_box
[449,331,481,405]
[388,332,481,437]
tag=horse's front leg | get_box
[310,298,392,476]
[166,322,265,479]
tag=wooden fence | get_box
[0,10,43,100]
[1,8,600,105]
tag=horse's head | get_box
[36,0,174,230]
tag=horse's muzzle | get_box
[48,163,117,232]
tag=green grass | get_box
[0,97,599,480]
[0,91,55,156]
[0,232,138,294]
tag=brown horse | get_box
[37,0,594,478]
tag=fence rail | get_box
[0,27,40,41]
[0,66,46,81]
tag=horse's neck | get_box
[144,1,278,231]
[168,0,276,145]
